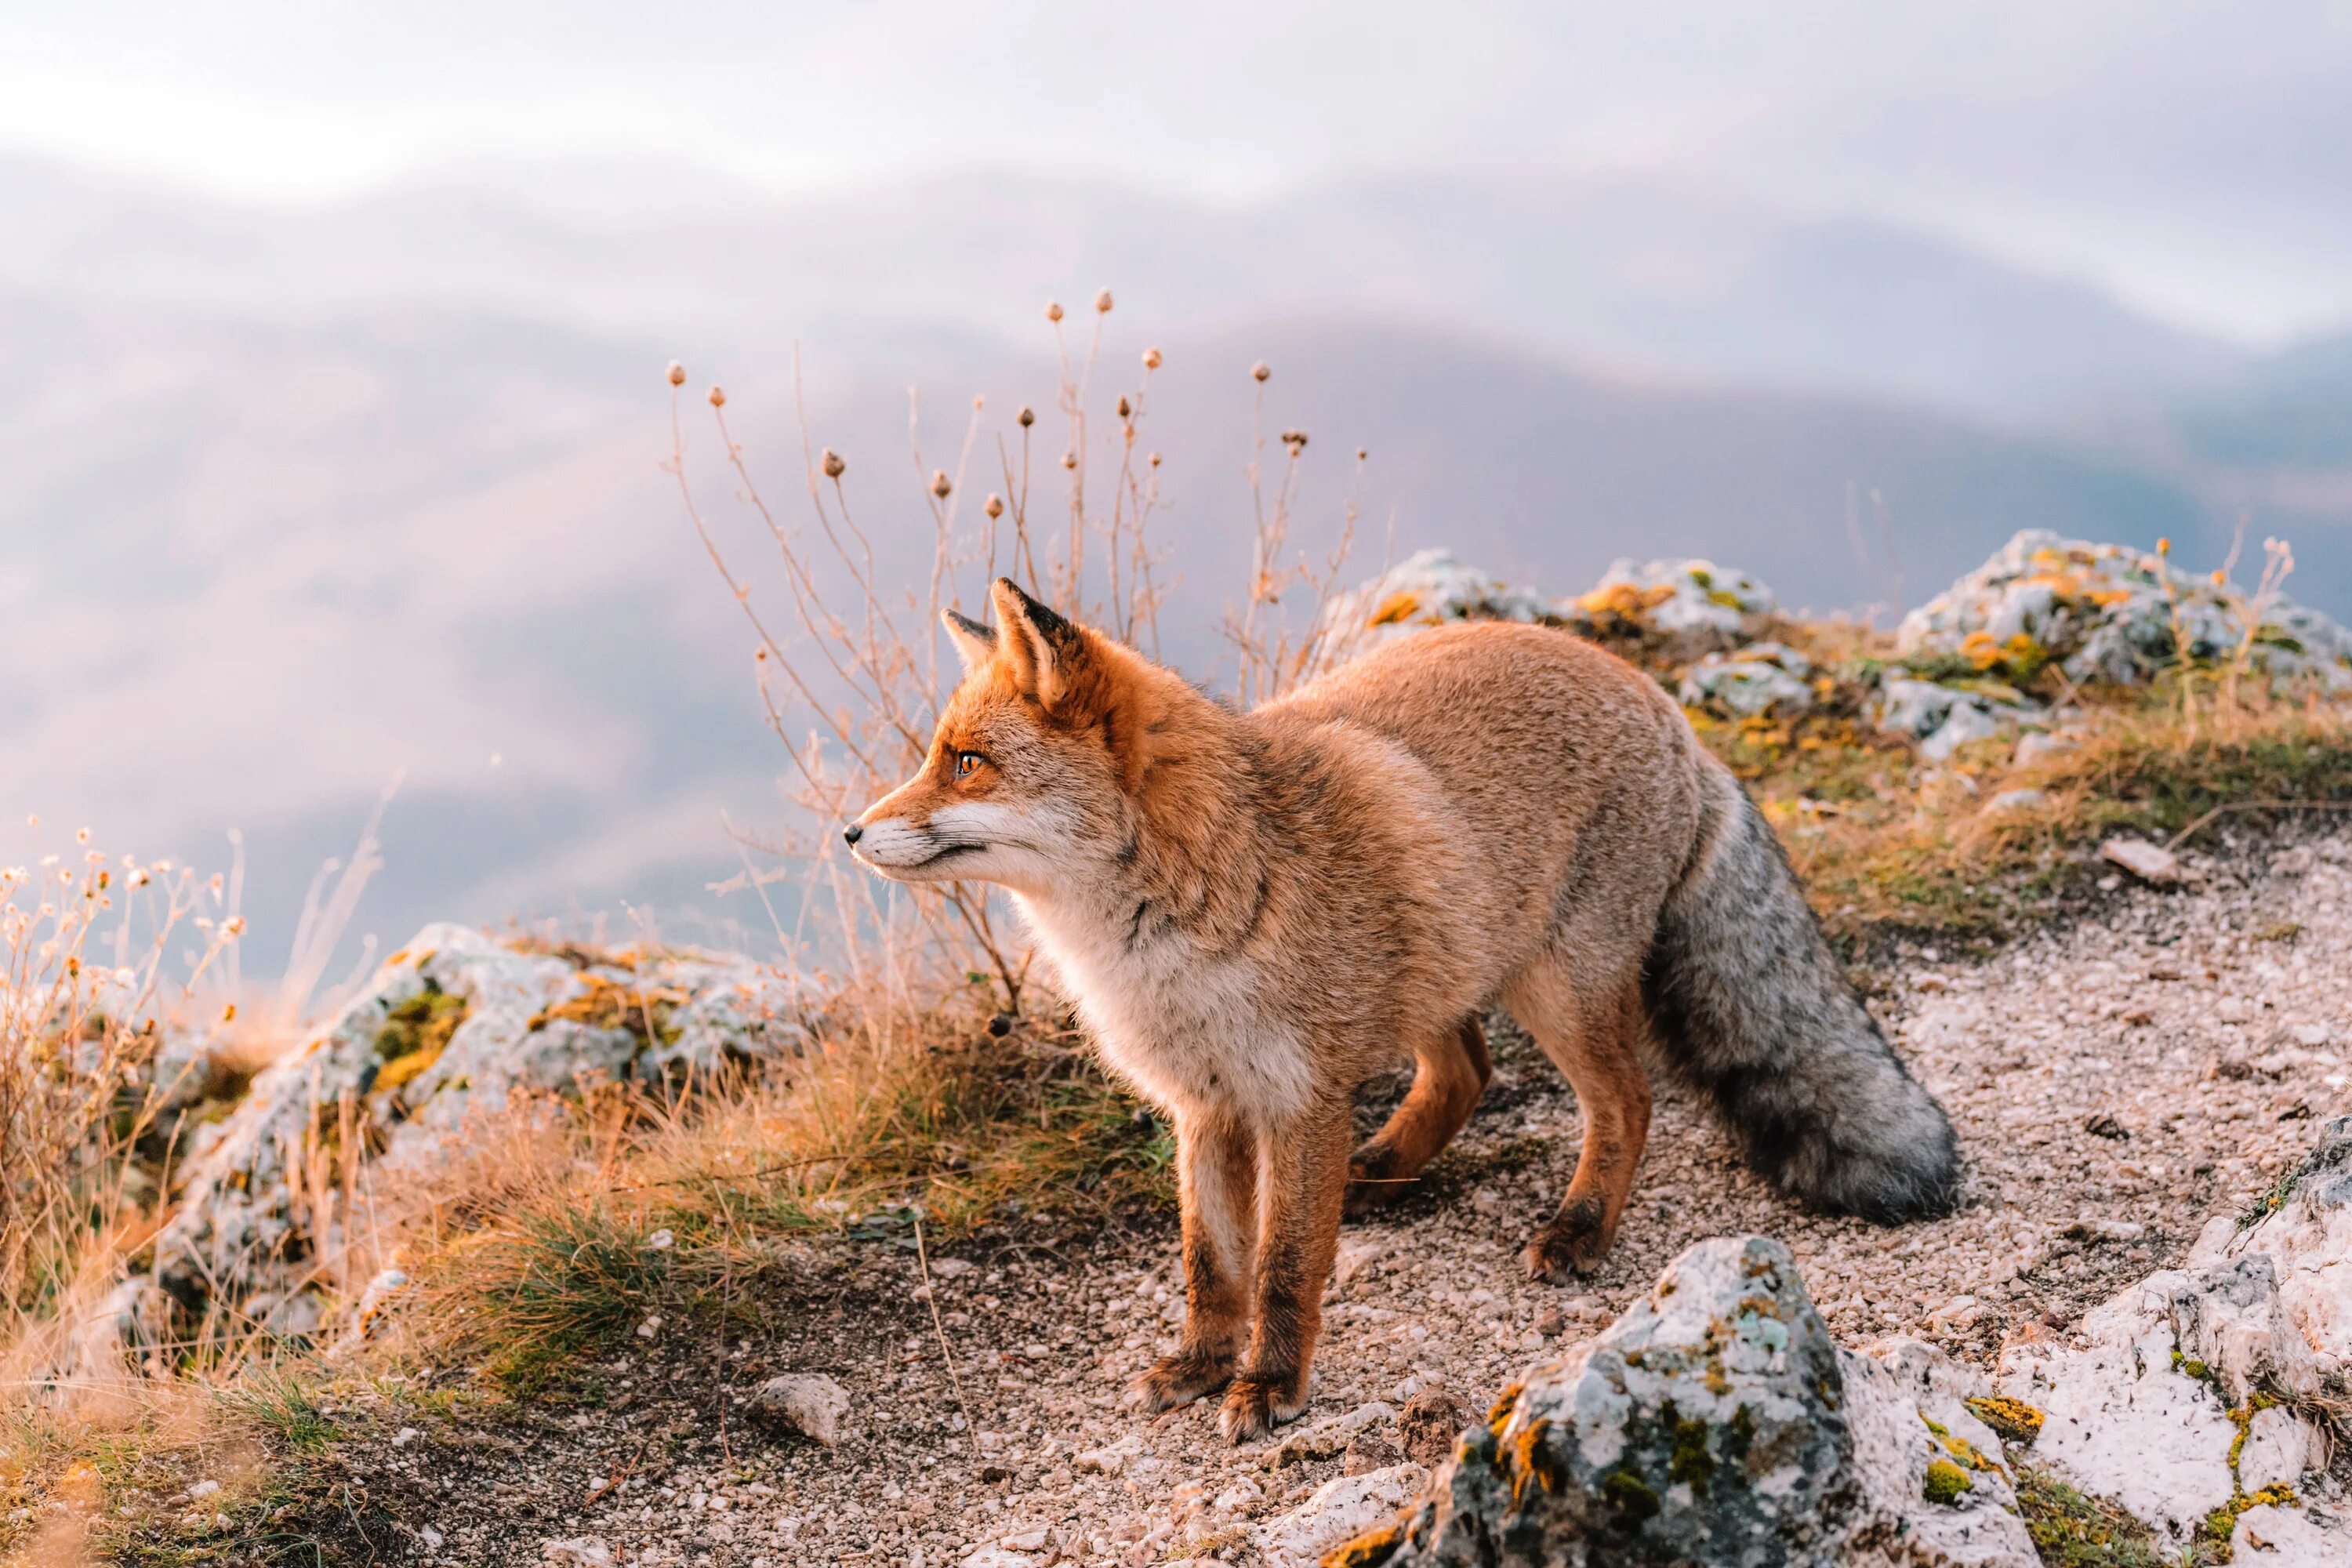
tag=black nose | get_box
[842,822,863,846]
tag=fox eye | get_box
[954,750,985,780]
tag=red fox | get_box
[849,579,1958,1441]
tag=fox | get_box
[848,577,1959,1442]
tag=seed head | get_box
[1046,300,1065,323]
[1094,288,1113,314]
[1281,430,1308,452]
[666,361,686,387]
[1061,450,1077,470]
[985,494,1005,519]
[2157,537,2171,556]
[1018,407,1036,428]
[707,385,726,408]
[1116,395,1132,419]
[1356,448,1368,461]
[1149,452,1161,467]
[822,448,847,479]
[931,470,953,499]
[1250,361,1272,383]
[1142,347,1162,371]
[2211,569,2227,586]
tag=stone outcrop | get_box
[103,925,802,1356]
[1898,528,2352,690]
[1297,1236,2034,1568]
[1997,1114,2352,1561]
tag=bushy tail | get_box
[1642,764,1960,1221]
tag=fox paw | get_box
[1128,1348,1234,1413]
[1343,1145,1413,1216]
[1218,1372,1306,1443]
[1521,1198,1614,1283]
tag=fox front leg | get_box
[1220,1104,1352,1442]
[1131,1109,1257,1411]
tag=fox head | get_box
[845,579,1167,895]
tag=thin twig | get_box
[2165,800,2352,853]
[913,1213,981,1457]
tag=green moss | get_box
[2016,1467,2168,1566]
[1664,1410,1714,1495]
[1599,1468,1660,1530]
[1922,1458,1973,1504]
[373,984,466,1091]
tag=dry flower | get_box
[707,385,727,408]
[666,361,686,387]
[822,449,847,479]
[1094,289,1113,314]
[1142,347,1163,370]
[1116,396,1132,419]
[984,494,1005,519]
[1251,361,1272,383]
[1046,300,1065,323]
[931,470,953,499]
[1061,450,1078,470]
[1018,407,1036,428]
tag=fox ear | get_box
[989,577,1083,709]
[941,608,996,677]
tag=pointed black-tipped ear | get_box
[941,607,996,677]
[989,577,1083,707]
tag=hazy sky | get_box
[7,1,2352,343]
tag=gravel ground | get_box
[271,826,2352,1568]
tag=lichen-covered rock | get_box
[1896,528,2352,689]
[1679,642,1815,718]
[1321,550,1554,652]
[1997,1115,2352,1554]
[1250,1463,1426,1566]
[1344,1236,2033,1568]
[143,924,803,1322]
[1871,677,2044,761]
[1566,558,1777,641]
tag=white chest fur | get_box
[1013,891,1315,1126]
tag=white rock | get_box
[1983,789,2048,815]
[419,1524,445,1549]
[1073,1436,1142,1475]
[2237,1404,2312,1493]
[2233,1501,2352,1565]
[997,1527,1051,1551]
[1248,1464,1426,1567]
[1998,1283,2238,1537]
[750,1373,850,1445]
[2013,730,2077,766]
[928,1256,977,1277]
[1896,529,2352,690]
[2100,836,2182,885]
[957,1550,1036,1568]
[1875,677,2040,760]
[1679,642,1815,717]
[187,1479,221,1500]
[1269,1402,1394,1467]
[1568,557,1777,637]
[541,1539,613,1566]
[1333,1237,1387,1292]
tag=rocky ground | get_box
[212,822,2352,1567]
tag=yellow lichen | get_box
[1963,1396,2043,1445]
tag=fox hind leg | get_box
[1134,1108,1257,1412]
[1344,1016,1491,1216]
[1505,956,1653,1282]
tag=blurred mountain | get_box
[4,153,2348,967]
